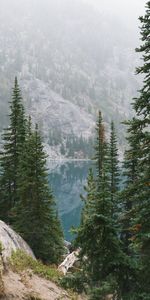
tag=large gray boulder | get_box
[0,220,35,261]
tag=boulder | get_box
[0,220,35,262]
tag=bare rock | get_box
[0,221,35,262]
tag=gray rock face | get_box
[0,221,35,261]
[0,0,141,158]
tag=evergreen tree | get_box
[131,2,150,296]
[14,123,64,263]
[120,122,140,256]
[109,121,120,213]
[80,168,96,225]
[117,123,140,298]
[0,77,26,223]
[75,168,96,261]
[119,2,150,297]
[76,112,125,298]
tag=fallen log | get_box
[58,249,80,275]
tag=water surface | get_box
[48,160,91,241]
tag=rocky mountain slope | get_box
[0,0,141,158]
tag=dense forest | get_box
[0,1,149,300]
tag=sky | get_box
[84,0,146,29]
[85,0,145,16]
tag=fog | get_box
[0,0,146,140]
[1,0,146,39]
[85,0,145,20]
[84,0,146,34]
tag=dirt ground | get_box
[1,270,85,300]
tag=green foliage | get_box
[118,2,150,298]
[89,277,119,300]
[25,294,43,300]
[109,121,120,208]
[48,129,94,159]
[0,77,26,223]
[60,272,86,293]
[14,123,64,264]
[10,250,62,283]
[0,79,64,265]
[75,111,124,298]
[0,242,3,254]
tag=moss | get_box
[9,250,62,284]
[0,242,4,297]
[0,242,3,254]
[25,294,43,300]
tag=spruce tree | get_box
[109,121,120,213]
[120,2,150,297]
[117,123,140,298]
[14,123,64,263]
[131,2,150,296]
[76,112,125,298]
[120,122,140,256]
[0,77,26,223]
[80,168,96,224]
[75,168,96,264]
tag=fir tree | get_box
[76,112,125,298]
[117,124,140,298]
[120,122,140,256]
[120,2,150,297]
[109,121,120,214]
[0,77,26,223]
[80,168,96,224]
[131,2,150,295]
[14,123,64,263]
[75,168,96,263]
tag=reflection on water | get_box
[48,160,92,241]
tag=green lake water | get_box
[48,160,92,241]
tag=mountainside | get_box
[0,0,141,158]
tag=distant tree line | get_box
[48,129,94,158]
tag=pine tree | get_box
[120,122,140,256]
[14,123,64,263]
[75,168,96,262]
[76,112,125,298]
[131,2,150,295]
[109,121,120,213]
[120,2,150,297]
[117,123,140,298]
[0,77,26,223]
[80,168,96,224]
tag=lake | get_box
[48,160,92,241]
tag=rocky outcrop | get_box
[0,221,35,262]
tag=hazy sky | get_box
[84,0,146,28]
[85,0,145,16]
